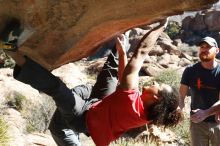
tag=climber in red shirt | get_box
[86,19,182,146]
[2,18,182,146]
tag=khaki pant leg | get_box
[190,122,209,146]
[208,122,220,146]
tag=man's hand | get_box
[116,34,127,55]
[190,109,208,123]
[215,112,220,123]
[138,18,168,51]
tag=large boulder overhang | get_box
[0,0,218,70]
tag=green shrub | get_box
[144,69,181,88]
[6,92,56,133]
[112,137,158,146]
[26,122,36,133]
[155,69,180,87]
[165,21,181,39]
[7,92,26,111]
[0,118,10,146]
[171,116,190,146]
[0,50,15,68]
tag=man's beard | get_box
[199,52,216,62]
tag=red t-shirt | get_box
[86,88,149,146]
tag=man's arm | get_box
[119,19,168,90]
[191,92,220,123]
[116,34,128,83]
[179,84,189,110]
[215,92,220,123]
[191,101,220,123]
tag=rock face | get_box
[0,0,217,70]
[181,10,220,47]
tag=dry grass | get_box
[0,117,10,146]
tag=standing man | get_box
[179,36,220,146]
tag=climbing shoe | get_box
[0,40,18,52]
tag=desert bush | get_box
[6,91,56,133]
[144,69,181,88]
[165,21,181,39]
[0,117,10,146]
[0,50,15,68]
[171,116,190,146]
[7,92,26,111]
[112,137,157,146]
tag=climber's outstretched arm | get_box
[119,19,168,90]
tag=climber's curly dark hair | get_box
[147,86,183,127]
